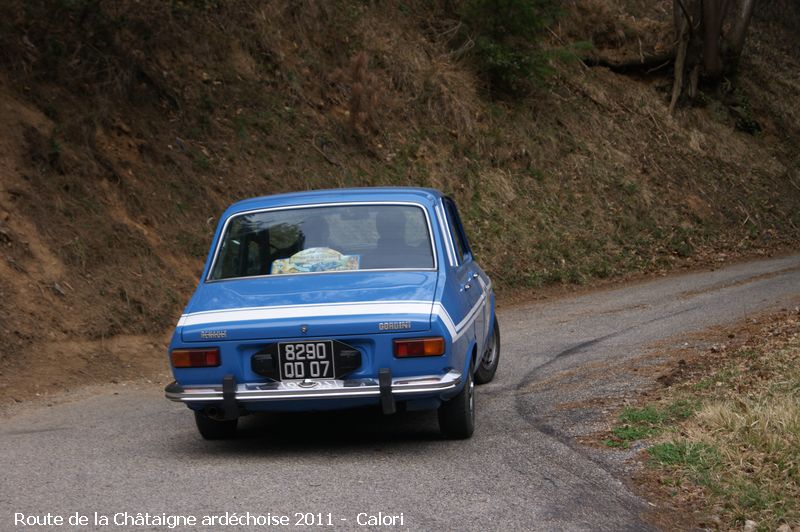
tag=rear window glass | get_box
[209,204,435,280]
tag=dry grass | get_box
[644,315,800,530]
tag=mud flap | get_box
[222,374,239,420]
[379,368,396,415]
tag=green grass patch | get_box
[649,441,720,471]
[603,400,699,448]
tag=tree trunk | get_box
[727,0,756,60]
[669,9,690,114]
[668,0,756,113]
[701,0,731,79]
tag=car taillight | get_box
[171,348,221,368]
[394,337,445,358]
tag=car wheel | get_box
[475,318,500,384]
[194,410,238,440]
[438,361,475,439]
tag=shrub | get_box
[458,0,559,97]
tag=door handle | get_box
[463,283,472,291]
[472,272,479,279]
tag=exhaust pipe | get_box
[203,375,239,420]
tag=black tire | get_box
[438,361,475,439]
[194,410,238,440]
[475,318,500,384]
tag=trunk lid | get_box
[180,271,438,342]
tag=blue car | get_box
[165,187,500,439]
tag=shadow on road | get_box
[168,408,450,456]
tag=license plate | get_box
[277,340,336,380]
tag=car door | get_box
[441,197,485,357]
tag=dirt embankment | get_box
[0,1,798,403]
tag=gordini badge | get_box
[378,321,412,331]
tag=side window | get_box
[443,198,471,265]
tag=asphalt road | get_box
[3,254,800,531]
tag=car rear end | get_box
[165,195,465,427]
[166,273,463,414]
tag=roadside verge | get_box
[591,307,800,531]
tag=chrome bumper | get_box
[165,370,462,403]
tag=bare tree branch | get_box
[674,0,695,38]
[583,52,675,72]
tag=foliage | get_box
[458,0,560,97]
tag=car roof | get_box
[223,187,445,216]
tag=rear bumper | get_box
[165,370,461,403]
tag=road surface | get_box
[3,254,800,531]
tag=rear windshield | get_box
[209,204,435,280]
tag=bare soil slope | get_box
[0,1,798,402]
